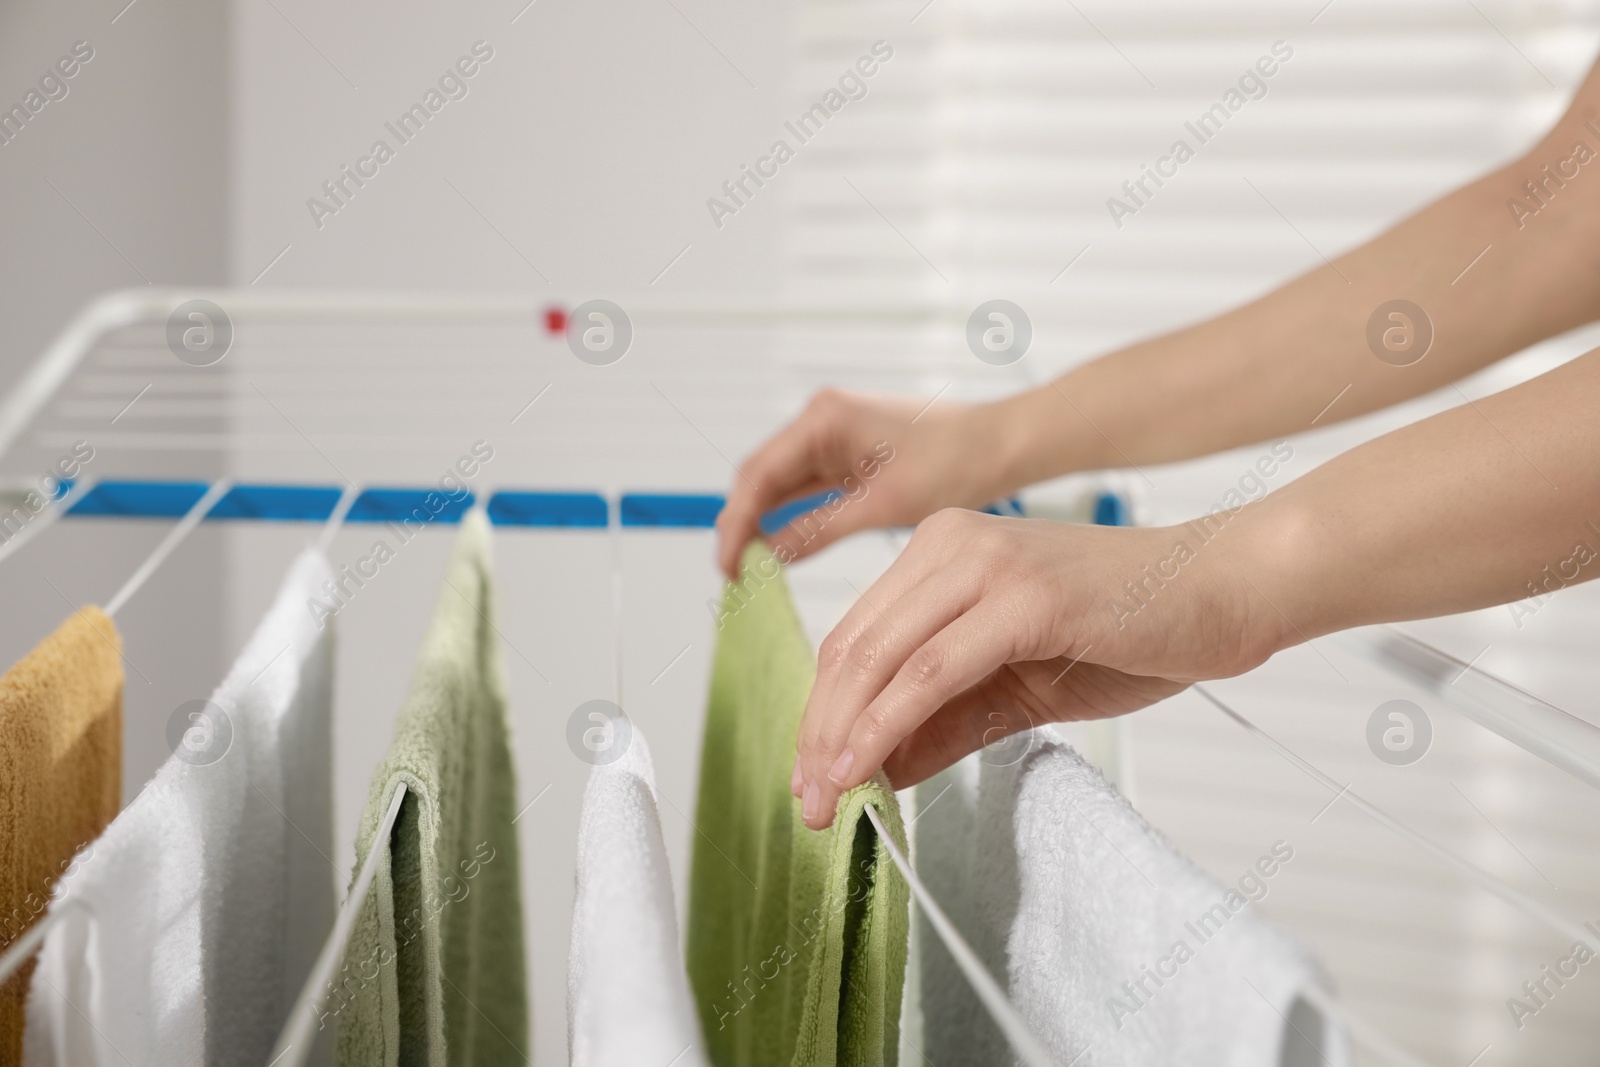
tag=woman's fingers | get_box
[878,659,1126,786]
[881,660,1190,788]
[793,509,978,798]
[765,487,887,569]
[715,414,833,579]
[719,389,931,578]
[781,513,1233,829]
[879,674,1029,787]
[796,565,982,796]
[802,601,1023,829]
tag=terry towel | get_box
[24,549,337,1067]
[686,542,910,1067]
[568,729,707,1067]
[915,735,1349,1067]
[0,608,122,1063]
[335,511,527,1067]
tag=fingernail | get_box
[827,748,854,786]
[790,756,804,797]
[802,781,819,822]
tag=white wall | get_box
[0,0,229,378]
[228,0,791,295]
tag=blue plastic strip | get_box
[756,489,1027,534]
[52,481,1058,531]
[760,490,840,535]
[69,480,210,518]
[621,493,723,528]
[489,491,609,528]
[210,484,344,522]
[345,488,475,525]
[981,494,1025,517]
[1093,491,1130,527]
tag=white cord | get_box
[267,780,407,1067]
[0,475,97,569]
[317,483,361,553]
[610,493,623,709]
[0,897,80,988]
[105,478,232,617]
[1299,985,1435,1067]
[863,803,1060,1067]
[1196,684,1594,948]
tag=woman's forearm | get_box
[1236,347,1600,646]
[787,351,1600,814]
[986,89,1600,492]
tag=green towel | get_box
[335,511,528,1066]
[687,542,910,1067]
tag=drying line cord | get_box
[267,780,407,1067]
[0,898,80,987]
[105,478,232,617]
[1196,684,1592,947]
[0,476,97,569]
[317,483,361,552]
[610,493,624,710]
[864,803,1060,1067]
[1299,986,1434,1067]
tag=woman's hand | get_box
[714,388,1026,580]
[790,507,1290,829]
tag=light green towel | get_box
[335,511,528,1066]
[687,542,910,1067]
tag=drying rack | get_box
[1,288,1597,1066]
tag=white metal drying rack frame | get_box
[0,288,1595,1067]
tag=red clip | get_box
[543,306,568,336]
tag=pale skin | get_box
[715,57,1600,831]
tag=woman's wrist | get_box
[1181,497,1316,674]
[978,385,1100,496]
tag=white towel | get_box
[25,548,337,1067]
[567,729,708,1067]
[915,733,1349,1067]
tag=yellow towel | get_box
[0,607,123,1061]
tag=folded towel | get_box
[24,549,336,1067]
[915,735,1349,1067]
[568,729,707,1067]
[0,608,122,1063]
[335,511,527,1067]
[686,541,910,1067]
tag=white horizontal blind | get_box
[778,2,1600,1064]
[779,0,1598,372]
